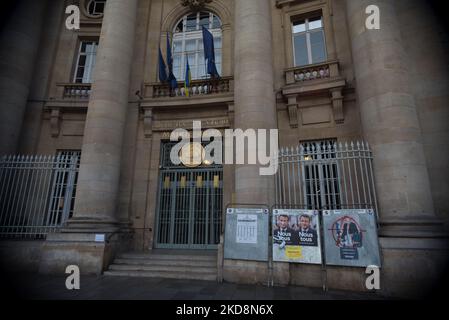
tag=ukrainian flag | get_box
[185,57,191,97]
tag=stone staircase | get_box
[104,250,218,281]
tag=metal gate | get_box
[0,152,80,239]
[155,142,223,249]
[275,140,378,212]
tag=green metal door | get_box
[155,167,223,249]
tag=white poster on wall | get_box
[236,214,258,244]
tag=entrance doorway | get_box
[155,142,223,249]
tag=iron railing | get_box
[275,141,378,214]
[155,167,223,249]
[0,154,80,239]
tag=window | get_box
[301,139,341,210]
[47,150,81,226]
[86,0,106,17]
[292,16,327,66]
[74,40,98,83]
[172,12,222,81]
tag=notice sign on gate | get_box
[272,209,322,264]
[323,209,381,268]
[224,208,269,262]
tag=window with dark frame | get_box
[301,139,341,210]
[172,11,222,81]
[73,40,99,83]
[292,15,327,67]
[86,0,106,17]
[47,150,81,225]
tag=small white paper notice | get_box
[95,234,105,243]
[236,214,257,244]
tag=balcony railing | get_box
[285,60,340,85]
[56,83,92,99]
[144,76,233,99]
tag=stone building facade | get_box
[0,0,448,298]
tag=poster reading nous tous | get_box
[272,209,322,264]
[323,209,381,268]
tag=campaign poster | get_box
[272,209,322,264]
[323,209,381,268]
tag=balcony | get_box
[281,60,346,127]
[143,76,233,99]
[284,60,343,88]
[56,83,92,100]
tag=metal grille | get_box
[156,142,223,249]
[156,168,223,249]
[275,141,378,213]
[0,154,80,239]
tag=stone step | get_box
[109,264,217,274]
[118,253,216,262]
[103,270,217,281]
[114,258,217,267]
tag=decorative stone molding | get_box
[56,83,91,100]
[227,103,235,128]
[146,77,233,99]
[143,108,153,138]
[81,0,105,19]
[181,0,213,12]
[285,60,339,86]
[281,60,346,126]
[50,108,61,138]
[152,118,230,132]
[331,88,344,124]
[286,96,299,128]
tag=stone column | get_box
[69,0,139,231]
[233,0,277,204]
[0,0,47,155]
[345,0,441,235]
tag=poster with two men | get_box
[272,209,322,264]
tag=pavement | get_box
[6,274,387,300]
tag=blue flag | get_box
[185,57,191,97]
[166,35,178,89]
[202,26,220,78]
[158,48,167,82]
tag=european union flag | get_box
[202,26,220,78]
[158,48,168,83]
[166,35,178,89]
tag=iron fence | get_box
[275,141,378,214]
[0,154,80,239]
